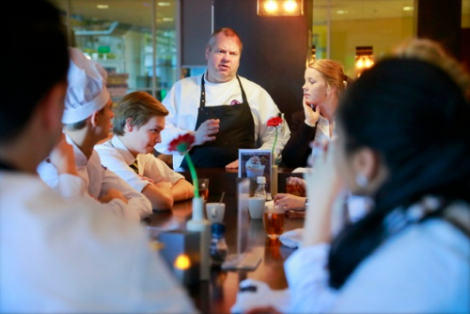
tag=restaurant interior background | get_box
[50,0,470,126]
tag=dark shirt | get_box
[281,110,317,168]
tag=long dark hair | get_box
[328,58,470,289]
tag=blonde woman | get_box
[276,60,350,211]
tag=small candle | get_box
[174,254,191,284]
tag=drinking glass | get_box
[198,178,209,201]
[263,204,285,239]
[285,177,306,197]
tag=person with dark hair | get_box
[0,1,196,312]
[283,57,470,313]
[96,91,194,210]
[37,48,152,222]
[155,27,289,170]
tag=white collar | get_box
[65,134,88,167]
[111,135,136,165]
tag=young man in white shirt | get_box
[0,1,196,312]
[37,48,152,222]
[96,91,194,210]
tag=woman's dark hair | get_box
[0,0,69,143]
[328,58,470,289]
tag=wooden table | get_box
[145,192,304,314]
[177,167,304,196]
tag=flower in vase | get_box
[267,115,284,165]
[168,134,199,198]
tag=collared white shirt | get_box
[37,134,151,222]
[96,135,184,193]
[155,74,290,168]
[314,115,336,145]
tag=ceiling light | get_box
[258,0,303,16]
[162,17,174,22]
[337,10,348,14]
[97,4,109,9]
[264,0,278,13]
[403,6,414,11]
[283,0,297,12]
[158,2,171,6]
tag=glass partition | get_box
[51,0,177,102]
[312,0,414,78]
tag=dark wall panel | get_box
[182,0,213,66]
[415,0,462,59]
[214,0,312,126]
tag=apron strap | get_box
[200,74,247,109]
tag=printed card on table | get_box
[238,149,272,191]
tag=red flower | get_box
[168,133,195,154]
[267,116,283,127]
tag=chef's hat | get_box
[62,47,110,124]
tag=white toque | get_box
[62,47,110,124]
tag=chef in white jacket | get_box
[0,2,196,312]
[37,47,152,223]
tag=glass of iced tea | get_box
[198,178,209,201]
[263,204,285,239]
[285,177,306,197]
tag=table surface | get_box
[177,167,305,196]
[145,192,304,314]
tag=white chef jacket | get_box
[0,170,196,313]
[285,215,470,313]
[96,135,185,193]
[155,74,290,169]
[37,134,152,222]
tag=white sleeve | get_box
[97,146,150,193]
[37,160,86,200]
[285,244,338,314]
[156,82,191,155]
[250,88,291,155]
[143,155,184,185]
[100,168,152,219]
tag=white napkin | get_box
[230,279,291,314]
[279,228,304,249]
[292,167,309,173]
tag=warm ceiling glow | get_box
[174,254,190,270]
[96,4,109,9]
[337,10,348,14]
[356,58,364,68]
[162,17,173,22]
[403,6,414,11]
[283,0,297,12]
[264,0,278,13]
[158,2,171,6]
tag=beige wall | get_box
[314,17,414,77]
[463,14,470,27]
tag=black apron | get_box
[180,74,255,168]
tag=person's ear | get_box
[90,110,99,127]
[352,147,385,192]
[125,117,134,132]
[205,45,211,60]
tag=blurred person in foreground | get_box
[155,27,289,170]
[96,91,194,210]
[0,1,196,312]
[246,45,470,314]
[285,58,470,312]
[37,47,152,223]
